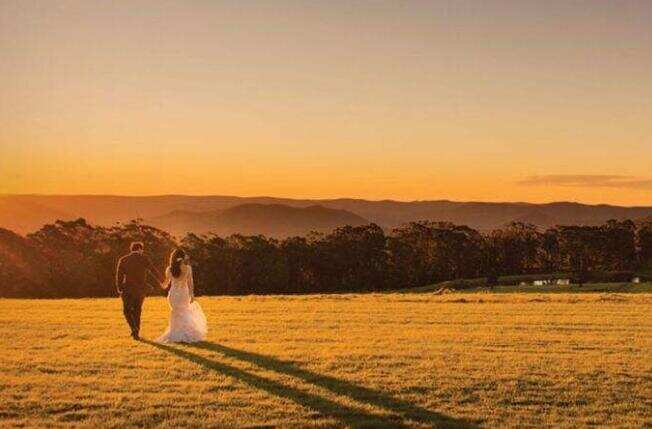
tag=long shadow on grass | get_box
[144,340,409,428]
[145,339,477,428]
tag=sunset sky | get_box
[1,0,650,205]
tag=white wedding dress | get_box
[156,264,207,343]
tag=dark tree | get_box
[539,228,561,273]
[487,222,542,276]
[1,217,649,297]
[600,220,637,271]
[557,226,602,286]
[637,220,652,270]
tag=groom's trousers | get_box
[121,292,145,335]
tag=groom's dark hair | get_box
[130,242,144,252]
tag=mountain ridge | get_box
[1,194,652,236]
[147,203,369,238]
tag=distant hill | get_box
[0,197,73,234]
[147,204,369,238]
[1,194,652,236]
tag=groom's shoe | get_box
[131,332,140,340]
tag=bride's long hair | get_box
[168,248,187,278]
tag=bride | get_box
[156,249,207,343]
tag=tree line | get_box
[0,218,650,298]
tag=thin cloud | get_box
[518,175,652,190]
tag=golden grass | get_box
[1,293,651,428]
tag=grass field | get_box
[2,293,651,428]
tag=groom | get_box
[115,242,162,340]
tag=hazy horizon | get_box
[2,1,651,205]
[4,192,652,209]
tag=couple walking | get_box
[115,242,207,343]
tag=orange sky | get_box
[1,1,651,205]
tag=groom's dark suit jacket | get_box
[115,252,160,296]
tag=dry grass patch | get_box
[1,293,651,427]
